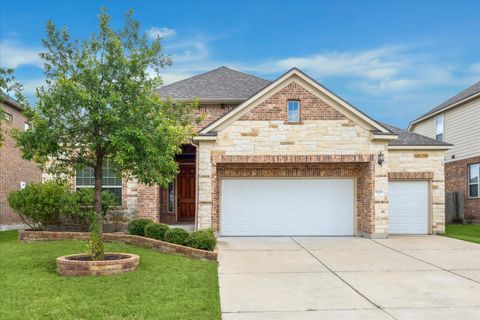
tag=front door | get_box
[177,163,196,222]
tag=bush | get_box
[185,229,217,251]
[127,218,153,236]
[164,227,189,245]
[144,223,170,241]
[7,181,78,229]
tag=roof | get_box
[0,92,23,111]
[409,80,480,129]
[199,67,393,135]
[382,123,452,147]
[156,66,271,102]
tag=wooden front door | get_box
[177,164,196,222]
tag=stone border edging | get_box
[19,230,217,261]
[57,253,140,276]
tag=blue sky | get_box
[1,0,479,128]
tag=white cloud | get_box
[20,78,45,95]
[167,39,210,63]
[159,72,194,85]
[146,27,176,39]
[0,40,42,69]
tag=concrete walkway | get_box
[217,236,480,320]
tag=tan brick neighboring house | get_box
[73,67,451,237]
[0,95,42,227]
[409,81,480,221]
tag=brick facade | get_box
[240,81,345,121]
[445,155,480,220]
[0,102,42,225]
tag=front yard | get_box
[0,230,220,320]
[444,223,480,244]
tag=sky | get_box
[1,0,479,128]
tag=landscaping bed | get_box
[444,223,480,244]
[0,230,221,320]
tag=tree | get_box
[14,9,198,259]
[0,67,29,146]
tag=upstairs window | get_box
[435,114,444,141]
[3,112,13,122]
[24,122,32,131]
[469,163,479,198]
[76,159,122,205]
[287,100,300,122]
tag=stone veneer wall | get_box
[445,155,480,220]
[388,150,446,233]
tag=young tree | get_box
[14,9,197,259]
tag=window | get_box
[468,163,480,198]
[76,159,122,205]
[3,112,13,122]
[167,181,175,212]
[24,122,32,131]
[435,114,444,141]
[287,100,300,122]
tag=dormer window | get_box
[287,100,300,122]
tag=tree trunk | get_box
[92,154,104,258]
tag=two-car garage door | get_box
[220,178,354,236]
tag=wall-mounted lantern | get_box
[378,151,385,166]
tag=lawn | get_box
[0,230,220,320]
[444,224,480,244]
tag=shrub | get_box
[185,229,217,251]
[144,223,170,241]
[164,227,189,245]
[127,218,153,236]
[7,181,78,229]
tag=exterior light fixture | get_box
[378,151,385,166]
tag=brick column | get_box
[137,184,160,222]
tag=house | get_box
[0,94,42,228]
[74,67,452,238]
[408,81,480,221]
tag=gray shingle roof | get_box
[382,123,452,147]
[411,80,480,124]
[156,66,271,101]
[0,92,23,111]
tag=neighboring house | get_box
[0,95,42,227]
[408,81,480,221]
[74,67,451,238]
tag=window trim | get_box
[167,180,176,213]
[75,160,123,206]
[3,111,13,122]
[24,122,32,131]
[435,114,444,142]
[287,100,300,123]
[468,163,480,199]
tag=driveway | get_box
[217,236,480,320]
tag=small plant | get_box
[164,228,189,245]
[7,181,78,229]
[184,229,217,251]
[127,218,153,236]
[144,223,169,241]
[87,214,104,260]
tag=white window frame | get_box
[435,114,444,142]
[24,122,32,131]
[75,160,122,205]
[167,180,176,213]
[3,111,13,122]
[468,163,480,198]
[287,100,300,122]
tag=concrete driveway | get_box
[217,236,480,320]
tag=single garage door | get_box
[220,178,354,236]
[388,180,429,234]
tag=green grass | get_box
[444,224,480,244]
[0,230,220,320]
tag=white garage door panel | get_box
[389,181,429,234]
[221,178,354,236]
